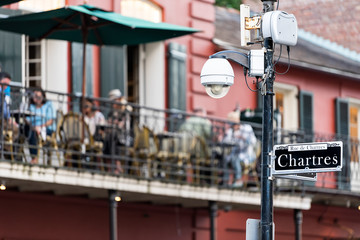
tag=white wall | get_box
[44,40,68,112]
[141,41,165,109]
[45,39,68,93]
[139,42,166,132]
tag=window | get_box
[273,82,299,131]
[0,8,22,85]
[127,46,140,103]
[24,37,43,88]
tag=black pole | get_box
[109,190,118,240]
[209,201,217,240]
[260,1,276,239]
[294,209,303,240]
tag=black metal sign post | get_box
[260,1,277,239]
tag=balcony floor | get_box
[0,161,312,210]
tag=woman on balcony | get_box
[83,98,105,138]
[26,88,56,164]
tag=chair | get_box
[37,131,61,166]
[191,136,216,185]
[130,125,158,178]
[0,120,15,161]
[172,132,196,182]
[155,132,176,179]
[57,112,103,170]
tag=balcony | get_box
[0,85,358,210]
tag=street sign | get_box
[272,141,342,175]
[275,172,317,182]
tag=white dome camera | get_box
[200,58,234,99]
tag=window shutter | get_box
[0,8,23,84]
[71,42,93,95]
[335,98,350,190]
[100,45,126,98]
[167,42,186,111]
[335,98,349,136]
[299,91,313,134]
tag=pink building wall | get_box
[0,190,359,240]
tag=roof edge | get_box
[213,38,360,80]
[298,29,360,63]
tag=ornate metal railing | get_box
[0,85,358,194]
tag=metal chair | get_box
[130,125,158,178]
[0,120,15,161]
[191,136,215,185]
[172,132,196,182]
[57,112,103,170]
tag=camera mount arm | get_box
[210,50,249,69]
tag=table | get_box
[10,110,44,124]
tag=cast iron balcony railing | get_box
[0,84,358,196]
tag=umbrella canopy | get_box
[0,4,199,95]
[0,0,23,7]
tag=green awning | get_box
[0,4,200,46]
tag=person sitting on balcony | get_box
[0,72,12,105]
[0,72,18,139]
[221,110,257,188]
[107,89,133,131]
[103,89,133,174]
[179,107,212,140]
[26,88,56,164]
[83,98,105,138]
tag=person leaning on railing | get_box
[25,88,56,164]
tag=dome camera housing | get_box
[200,58,234,99]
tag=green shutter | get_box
[299,91,315,186]
[335,98,350,190]
[167,42,186,111]
[100,45,126,99]
[299,91,313,134]
[335,98,349,136]
[0,8,23,83]
[71,42,93,96]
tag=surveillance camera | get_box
[200,58,234,99]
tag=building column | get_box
[294,209,303,240]
[109,190,118,240]
[209,201,217,240]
